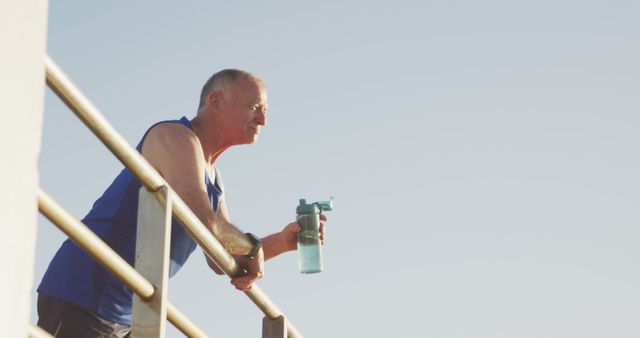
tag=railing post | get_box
[263,316,288,338]
[132,186,172,338]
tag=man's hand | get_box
[230,248,264,291]
[280,214,327,251]
[260,214,328,261]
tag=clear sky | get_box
[34,1,640,337]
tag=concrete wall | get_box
[0,0,49,336]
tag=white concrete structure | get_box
[0,0,49,336]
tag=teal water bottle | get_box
[297,198,333,274]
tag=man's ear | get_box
[207,89,223,109]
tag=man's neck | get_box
[190,115,229,165]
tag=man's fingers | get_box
[231,274,261,291]
[231,276,250,290]
[231,280,252,291]
[318,215,327,244]
[319,223,326,244]
[290,222,301,232]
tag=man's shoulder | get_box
[142,120,202,160]
[147,120,195,139]
[144,121,200,149]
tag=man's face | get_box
[217,77,268,145]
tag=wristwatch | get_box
[245,232,262,259]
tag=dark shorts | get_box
[37,293,131,338]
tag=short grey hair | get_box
[198,69,264,109]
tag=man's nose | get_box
[255,110,266,126]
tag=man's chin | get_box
[245,135,259,144]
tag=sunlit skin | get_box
[141,75,326,291]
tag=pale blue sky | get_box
[34,1,639,337]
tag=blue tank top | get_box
[38,116,223,325]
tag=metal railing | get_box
[28,325,54,338]
[37,189,208,337]
[38,55,302,338]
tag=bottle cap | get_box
[296,197,334,214]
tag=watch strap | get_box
[245,232,262,259]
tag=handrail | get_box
[38,189,209,338]
[44,55,303,338]
[28,325,54,338]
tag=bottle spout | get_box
[316,196,333,212]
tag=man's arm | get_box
[141,123,257,256]
[260,214,327,261]
[216,195,327,261]
[207,183,326,267]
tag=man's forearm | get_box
[210,216,255,255]
[261,232,294,261]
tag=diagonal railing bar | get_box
[28,325,54,338]
[166,304,209,338]
[44,55,303,338]
[38,189,209,338]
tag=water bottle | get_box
[297,198,333,274]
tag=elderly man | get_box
[37,69,326,337]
